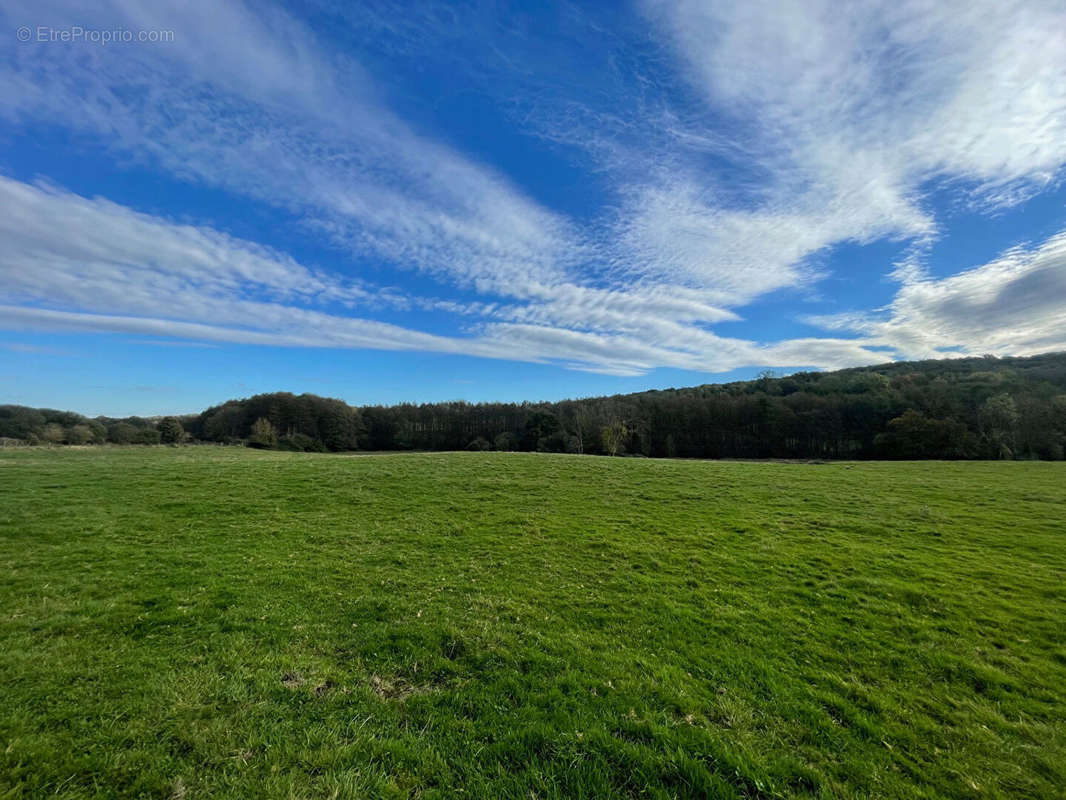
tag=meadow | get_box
[1,448,1064,799]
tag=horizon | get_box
[2,0,1066,416]
[9,356,801,419]
[11,350,1063,421]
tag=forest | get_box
[3,352,1066,460]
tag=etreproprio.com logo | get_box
[16,25,175,44]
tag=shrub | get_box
[494,432,518,452]
[158,417,185,444]
[278,433,324,452]
[135,428,162,445]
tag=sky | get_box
[1,0,1065,416]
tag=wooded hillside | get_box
[4,352,1065,459]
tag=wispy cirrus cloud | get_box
[0,176,400,312]
[0,0,586,299]
[0,342,68,355]
[7,170,1060,376]
[320,0,1066,309]
[0,175,887,375]
[0,176,466,354]
[621,0,1066,286]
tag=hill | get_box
[3,351,1066,459]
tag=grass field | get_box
[1,448,1064,799]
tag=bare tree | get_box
[601,419,628,457]
[249,417,278,448]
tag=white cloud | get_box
[0,0,585,299]
[0,175,892,375]
[0,176,400,312]
[333,0,1066,314]
[0,176,498,355]
[628,0,1066,287]
[814,230,1066,359]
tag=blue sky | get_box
[1,0,1065,416]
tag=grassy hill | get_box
[2,448,1064,798]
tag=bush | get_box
[158,417,184,444]
[537,430,570,453]
[467,437,491,451]
[135,428,162,445]
[494,432,518,452]
[278,433,324,452]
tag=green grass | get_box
[1,448,1064,799]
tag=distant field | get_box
[1,449,1064,799]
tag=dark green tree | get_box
[136,428,162,445]
[107,422,139,444]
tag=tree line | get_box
[3,352,1066,459]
